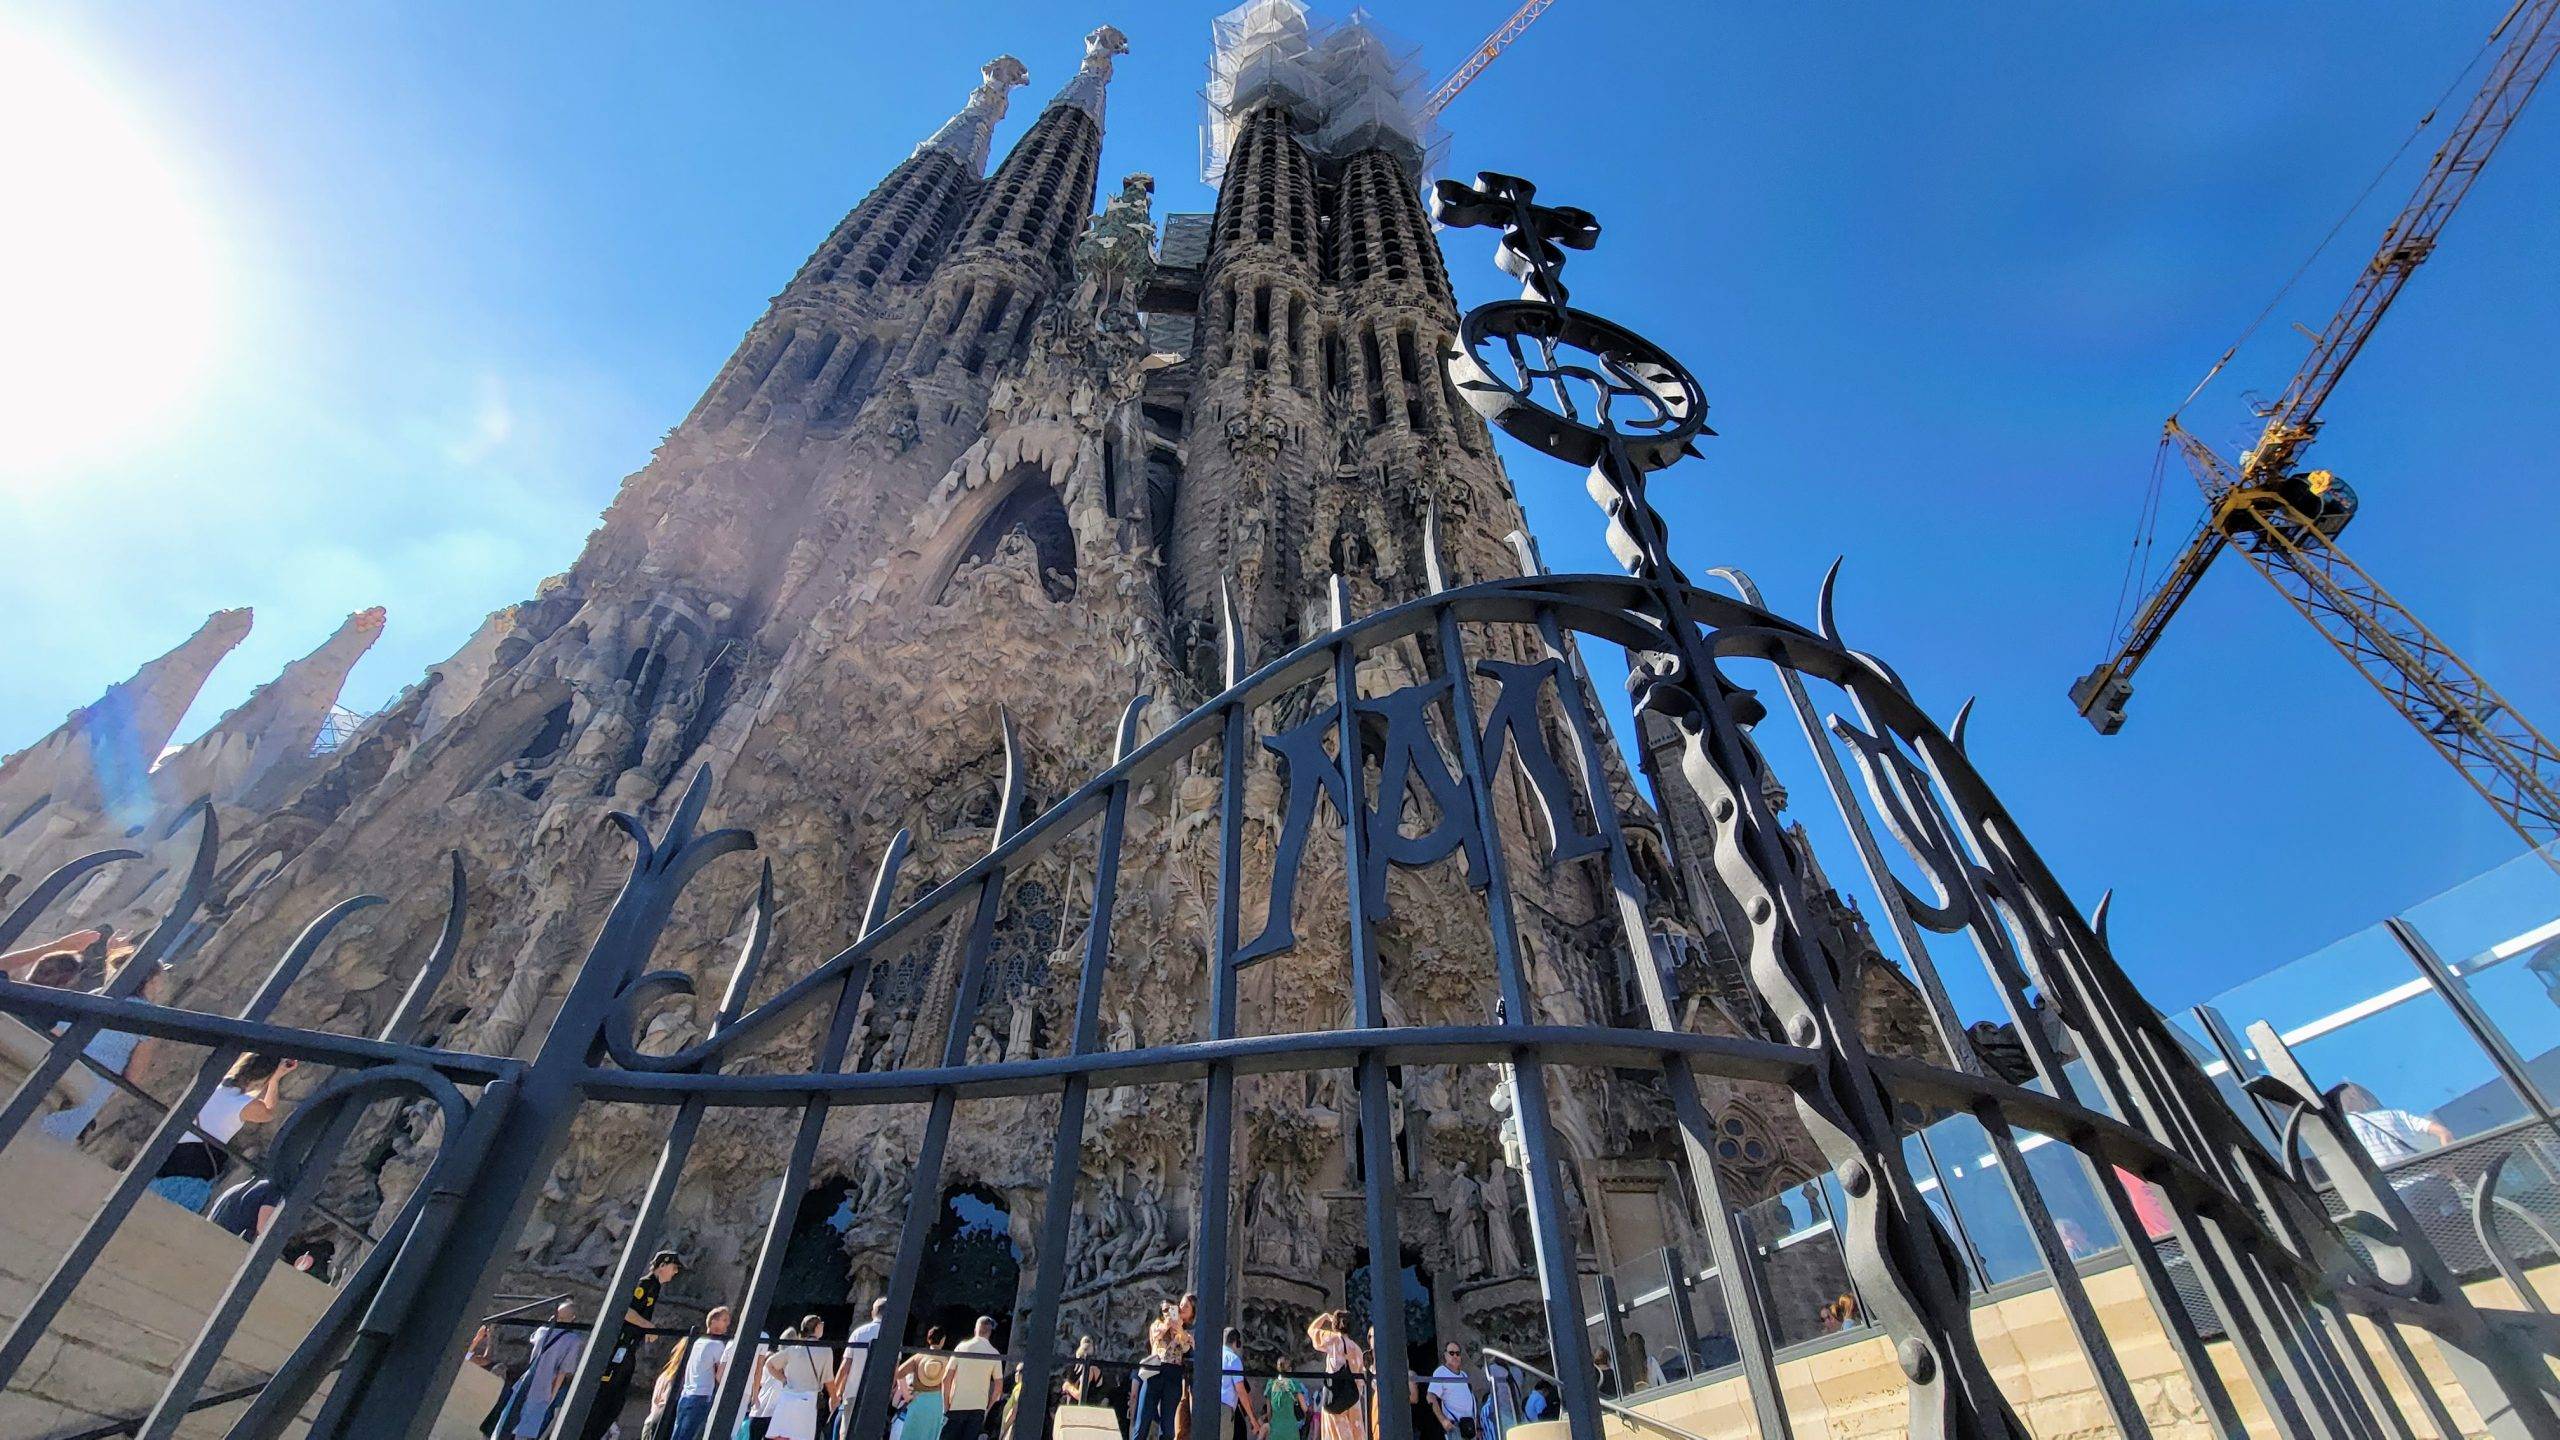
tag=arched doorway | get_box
[1346,1247,1436,1375]
[773,1179,859,1341]
[909,1183,1022,1347]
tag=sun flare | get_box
[0,19,228,480]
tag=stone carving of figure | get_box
[1442,1161,1488,1278]
[1243,1169,1283,1266]
[1482,1160,1526,1278]
[1099,1187,1134,1274]
[1075,173,1157,325]
[1007,995,1038,1059]
[1130,1181,1166,1267]
[557,681,637,795]
[967,1019,1003,1066]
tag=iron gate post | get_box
[328,771,751,1440]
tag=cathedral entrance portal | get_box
[1346,1248,1436,1376]
[910,1183,1023,1348]
[774,1179,860,1341]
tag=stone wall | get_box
[0,1131,497,1439]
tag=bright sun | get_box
[0,19,228,480]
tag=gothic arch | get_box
[909,1182,1022,1346]
[930,462,1079,605]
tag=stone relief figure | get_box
[967,1019,1003,1066]
[1075,172,1156,324]
[1242,1169,1288,1267]
[1007,993,1039,1059]
[1482,1159,1527,1277]
[1129,1180,1166,1269]
[1441,1160,1488,1279]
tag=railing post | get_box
[2385,916,2560,1128]
[1660,1245,1701,1376]
[326,770,750,1440]
[1594,1272,1630,1399]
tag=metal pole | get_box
[331,770,753,1440]
[1190,691,1250,1440]
[1331,582,1416,1440]
[1015,698,1146,1440]
[2385,916,2560,1126]
[1658,1245,1700,1380]
[1434,597,1601,1440]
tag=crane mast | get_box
[2070,0,2560,851]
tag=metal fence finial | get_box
[1816,557,1845,646]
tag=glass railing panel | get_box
[1609,1248,1683,1394]
[2400,845,2560,1116]
[1917,1111,2039,1287]
[2164,1010,2281,1151]
[1674,1258,1740,1378]
[2210,924,2533,1148]
[1902,1125,1987,1289]
[1739,1183,1856,1349]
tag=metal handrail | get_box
[1478,1347,1717,1440]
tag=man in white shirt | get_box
[1220,1327,1265,1440]
[947,1314,1007,1440]
[669,1306,732,1440]
[838,1297,888,1422]
[1428,1344,1480,1440]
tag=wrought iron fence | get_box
[0,165,2556,1440]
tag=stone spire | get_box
[154,607,387,811]
[0,607,253,825]
[1048,25,1129,123]
[914,54,1031,172]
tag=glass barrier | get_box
[2401,844,2560,1116]
[1575,846,2560,1406]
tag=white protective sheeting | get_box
[1202,0,1441,184]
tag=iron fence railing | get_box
[1587,838,2560,1408]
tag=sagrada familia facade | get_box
[0,5,1936,1363]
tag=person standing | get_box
[946,1316,1005,1440]
[895,1325,956,1440]
[1427,1345,1479,1440]
[764,1316,834,1440]
[666,1305,732,1440]
[501,1303,583,1439]
[1304,1312,1364,1440]
[1218,1328,1263,1440]
[1480,1356,1518,1440]
[580,1250,683,1440]
[1130,1310,1186,1440]
[38,955,160,1145]
[1263,1368,1305,1440]
[1172,1294,1200,1440]
[150,1052,294,1210]
[832,1296,888,1438]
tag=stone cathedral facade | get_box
[0,10,1937,1365]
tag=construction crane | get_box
[2070,0,2560,851]
[1419,0,1561,121]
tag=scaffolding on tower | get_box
[1202,0,1444,184]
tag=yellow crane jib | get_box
[2068,0,2560,854]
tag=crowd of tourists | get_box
[469,1284,1549,1440]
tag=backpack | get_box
[1322,1366,1361,1416]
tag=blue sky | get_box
[3,2,2556,1012]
